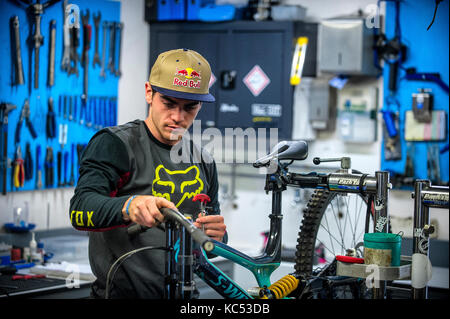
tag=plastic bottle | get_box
[23,247,31,262]
[29,232,42,263]
[37,241,45,262]
[29,232,37,257]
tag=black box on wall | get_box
[148,21,318,140]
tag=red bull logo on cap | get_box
[174,67,202,89]
[175,68,201,79]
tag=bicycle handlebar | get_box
[162,208,215,252]
[126,208,215,253]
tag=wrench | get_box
[99,21,108,78]
[11,16,25,85]
[30,2,44,89]
[61,0,71,72]
[47,19,56,87]
[36,145,42,189]
[92,12,101,68]
[68,25,80,76]
[107,22,116,74]
[81,9,91,104]
[115,22,123,77]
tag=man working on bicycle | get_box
[70,48,227,299]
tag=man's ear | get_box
[145,82,153,104]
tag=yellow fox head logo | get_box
[152,164,204,207]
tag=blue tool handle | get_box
[36,145,41,170]
[74,97,78,122]
[382,110,398,138]
[26,120,37,138]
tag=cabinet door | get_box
[217,30,293,139]
[150,29,222,128]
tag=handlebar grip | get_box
[127,223,150,237]
[161,208,215,253]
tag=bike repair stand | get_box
[334,169,398,299]
[411,180,449,299]
[372,171,391,298]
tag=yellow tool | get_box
[290,37,308,86]
[13,146,25,188]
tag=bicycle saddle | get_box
[253,140,308,168]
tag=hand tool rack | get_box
[0,0,122,194]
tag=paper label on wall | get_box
[251,103,282,117]
[220,103,239,113]
[243,65,270,97]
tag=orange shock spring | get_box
[268,275,299,299]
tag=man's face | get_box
[145,82,202,145]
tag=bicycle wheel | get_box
[294,189,374,299]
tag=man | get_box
[70,48,227,299]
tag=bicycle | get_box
[107,140,392,299]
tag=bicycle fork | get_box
[165,220,196,299]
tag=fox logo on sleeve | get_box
[152,164,204,208]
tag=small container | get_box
[23,247,31,262]
[11,248,21,261]
[364,232,402,267]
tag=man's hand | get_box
[194,214,226,242]
[122,195,176,228]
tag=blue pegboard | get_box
[381,0,449,186]
[0,0,121,194]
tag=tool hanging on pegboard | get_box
[47,19,56,87]
[2,0,121,193]
[381,96,401,161]
[1,103,17,195]
[10,16,25,86]
[15,99,37,145]
[11,0,61,90]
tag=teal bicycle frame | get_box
[191,176,285,299]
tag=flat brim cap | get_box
[149,48,215,103]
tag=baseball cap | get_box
[149,48,215,103]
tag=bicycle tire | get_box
[294,188,378,299]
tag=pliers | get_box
[13,146,24,188]
[15,99,37,144]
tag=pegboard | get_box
[380,0,449,187]
[0,0,121,194]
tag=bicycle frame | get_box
[164,158,393,299]
[165,174,285,299]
